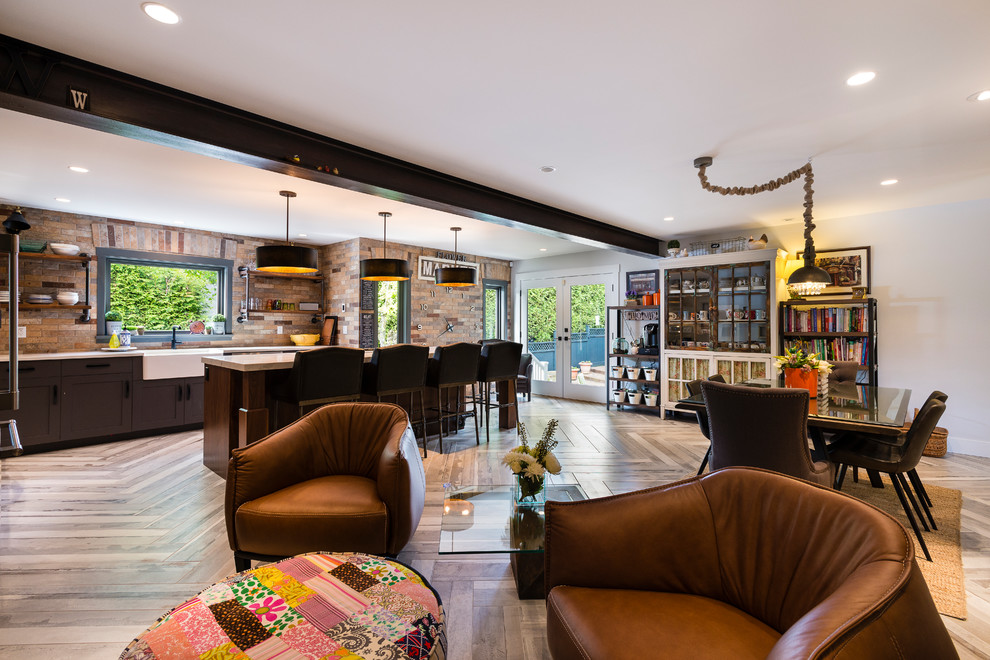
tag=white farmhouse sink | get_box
[142,348,224,380]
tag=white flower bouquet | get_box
[502,419,562,502]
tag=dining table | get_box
[200,348,517,478]
[676,379,912,487]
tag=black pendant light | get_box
[435,227,477,287]
[3,208,30,235]
[256,191,319,274]
[360,212,410,281]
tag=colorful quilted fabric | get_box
[120,553,446,660]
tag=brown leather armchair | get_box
[225,402,426,571]
[545,467,957,659]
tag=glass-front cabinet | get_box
[667,260,771,353]
[660,248,786,412]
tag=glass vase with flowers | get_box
[502,419,562,507]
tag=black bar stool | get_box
[362,344,430,455]
[271,346,365,430]
[426,342,481,453]
[475,340,522,443]
[686,373,725,475]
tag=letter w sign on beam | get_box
[67,86,90,111]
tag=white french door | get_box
[520,271,617,402]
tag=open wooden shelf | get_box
[247,308,323,315]
[244,269,322,281]
[18,252,94,263]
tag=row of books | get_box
[785,338,869,365]
[782,306,869,333]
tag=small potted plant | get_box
[579,360,592,374]
[624,289,639,304]
[644,390,659,406]
[667,239,681,257]
[135,325,145,335]
[105,310,123,336]
[212,314,226,335]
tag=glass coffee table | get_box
[439,483,587,599]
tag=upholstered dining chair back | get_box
[364,344,429,395]
[478,340,523,383]
[701,380,833,487]
[686,372,725,396]
[428,342,482,388]
[544,467,957,659]
[283,346,365,406]
[828,360,860,384]
[899,396,947,469]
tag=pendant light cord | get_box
[285,194,290,243]
[695,158,816,263]
[379,212,391,259]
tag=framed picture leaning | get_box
[626,269,660,296]
[798,246,871,295]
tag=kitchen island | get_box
[201,349,518,478]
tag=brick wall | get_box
[0,205,513,353]
[323,237,512,347]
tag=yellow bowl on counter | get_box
[289,333,321,346]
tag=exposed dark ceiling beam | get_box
[0,34,661,257]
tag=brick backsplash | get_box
[0,205,512,353]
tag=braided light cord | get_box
[696,162,816,262]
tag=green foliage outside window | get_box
[109,263,218,330]
[484,287,499,339]
[377,281,398,346]
[527,284,605,342]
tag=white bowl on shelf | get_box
[56,292,79,305]
[49,243,80,256]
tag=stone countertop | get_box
[203,346,438,372]
[2,344,314,362]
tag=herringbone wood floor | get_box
[1,396,989,659]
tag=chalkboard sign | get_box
[359,312,376,348]
[360,280,376,311]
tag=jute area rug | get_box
[838,474,966,620]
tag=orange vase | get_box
[784,367,818,397]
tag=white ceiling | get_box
[1,0,988,256]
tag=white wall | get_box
[516,198,990,457]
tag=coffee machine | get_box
[641,322,660,355]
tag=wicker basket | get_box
[903,407,948,457]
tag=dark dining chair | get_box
[701,380,833,487]
[362,344,430,456]
[685,373,725,475]
[270,346,365,430]
[425,342,481,452]
[475,340,523,443]
[828,360,860,385]
[827,395,947,561]
[517,353,534,402]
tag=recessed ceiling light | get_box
[880,179,898,186]
[539,166,556,173]
[967,89,990,102]
[298,233,307,238]
[142,2,180,24]
[846,71,876,86]
[54,197,71,203]
[173,220,185,225]
[539,248,548,252]
[68,166,89,173]
[663,216,674,222]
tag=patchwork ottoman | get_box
[120,552,446,659]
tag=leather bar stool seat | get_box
[475,340,522,443]
[270,346,364,430]
[362,344,430,455]
[426,342,481,453]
